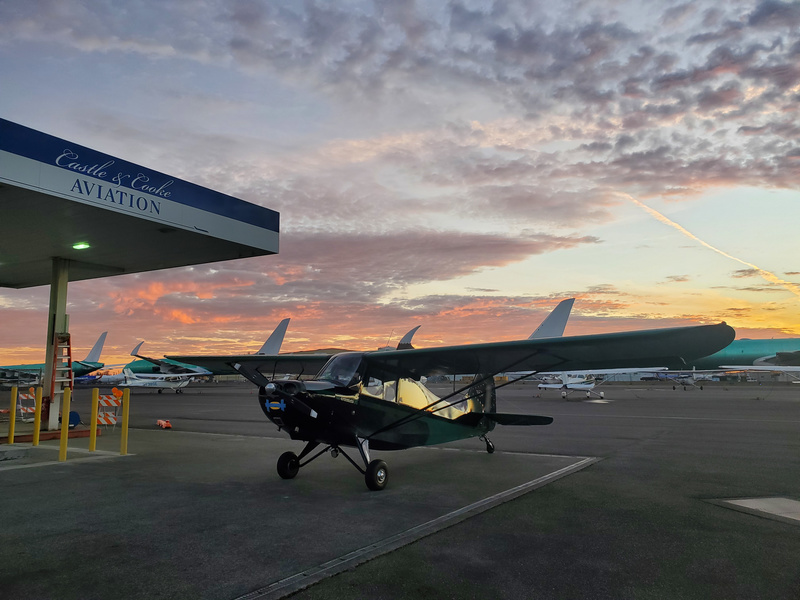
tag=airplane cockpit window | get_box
[317,352,365,387]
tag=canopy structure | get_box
[0,118,278,288]
[0,118,280,428]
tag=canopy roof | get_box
[0,119,279,288]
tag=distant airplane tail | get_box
[396,326,421,350]
[528,299,575,340]
[257,318,291,355]
[83,332,108,363]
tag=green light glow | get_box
[72,242,90,250]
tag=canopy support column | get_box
[43,258,69,430]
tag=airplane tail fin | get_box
[396,326,421,350]
[528,298,575,340]
[257,318,290,355]
[83,332,108,363]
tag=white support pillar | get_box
[44,258,69,430]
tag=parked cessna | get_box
[202,322,735,490]
[536,367,668,400]
[100,368,193,393]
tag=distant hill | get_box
[291,348,352,355]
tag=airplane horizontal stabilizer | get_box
[485,413,554,426]
[456,412,553,426]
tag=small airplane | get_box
[101,368,193,393]
[127,341,213,377]
[220,322,734,490]
[536,367,668,400]
[0,332,108,383]
[123,318,293,376]
[538,372,601,398]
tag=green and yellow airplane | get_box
[183,322,735,490]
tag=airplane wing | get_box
[362,323,735,381]
[537,367,668,376]
[164,353,333,377]
[721,365,800,372]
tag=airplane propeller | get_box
[263,381,318,419]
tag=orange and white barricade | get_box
[18,389,37,422]
[97,393,122,427]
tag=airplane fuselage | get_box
[685,338,800,369]
[259,380,495,452]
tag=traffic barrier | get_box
[7,387,43,445]
[88,387,130,455]
[97,394,122,426]
[18,389,36,421]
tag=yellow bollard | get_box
[32,387,43,446]
[58,388,71,462]
[120,388,130,456]
[8,386,17,444]
[89,388,99,452]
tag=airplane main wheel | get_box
[365,459,388,491]
[486,440,495,454]
[277,451,300,479]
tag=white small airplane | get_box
[101,368,193,393]
[536,367,667,400]
[538,373,601,397]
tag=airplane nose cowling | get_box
[263,380,306,398]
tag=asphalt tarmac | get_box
[2,381,799,599]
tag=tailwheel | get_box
[277,451,300,479]
[480,435,495,454]
[365,459,388,491]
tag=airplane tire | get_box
[486,440,495,454]
[365,459,388,491]
[277,451,300,479]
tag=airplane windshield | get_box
[317,352,365,387]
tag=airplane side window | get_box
[363,377,398,402]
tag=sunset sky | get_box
[1,0,799,366]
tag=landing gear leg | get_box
[480,434,495,454]
[356,436,390,491]
[276,441,321,480]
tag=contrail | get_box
[619,193,800,299]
